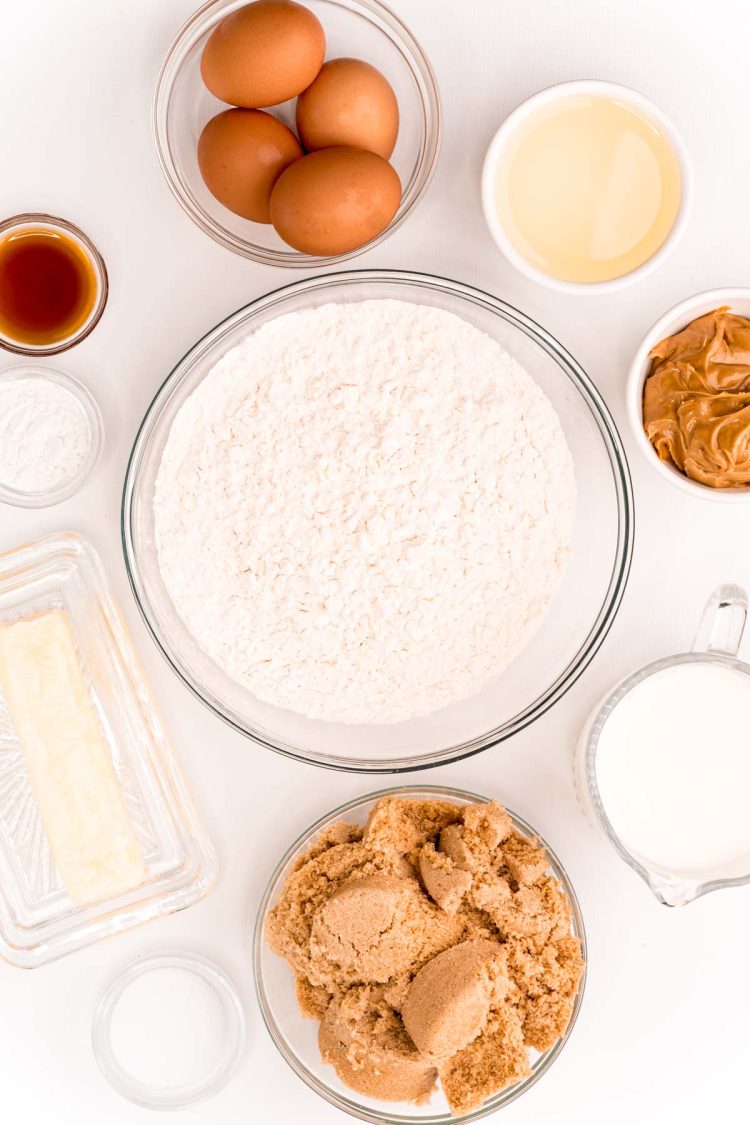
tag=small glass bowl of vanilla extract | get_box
[0,214,108,356]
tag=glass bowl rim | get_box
[151,0,442,267]
[252,783,588,1124]
[92,949,246,1110]
[0,212,109,356]
[0,365,104,508]
[121,267,634,772]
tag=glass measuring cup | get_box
[575,584,750,906]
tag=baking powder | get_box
[0,376,90,493]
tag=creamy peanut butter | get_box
[643,307,750,488]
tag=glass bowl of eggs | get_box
[153,0,441,266]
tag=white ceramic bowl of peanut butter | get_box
[627,287,750,503]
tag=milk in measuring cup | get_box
[594,660,750,880]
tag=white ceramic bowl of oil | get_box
[481,79,692,294]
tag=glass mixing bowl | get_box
[153,0,441,265]
[122,270,633,771]
[253,785,587,1124]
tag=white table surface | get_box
[2,0,749,1121]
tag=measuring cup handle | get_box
[692,584,749,657]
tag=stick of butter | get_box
[0,609,146,906]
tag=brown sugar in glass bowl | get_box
[254,786,586,1124]
[0,214,108,356]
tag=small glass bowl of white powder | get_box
[92,951,246,1109]
[0,365,103,507]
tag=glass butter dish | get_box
[0,532,216,968]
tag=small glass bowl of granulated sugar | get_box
[93,951,246,1109]
[0,365,103,508]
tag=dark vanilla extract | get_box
[0,226,97,347]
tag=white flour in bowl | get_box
[154,300,575,724]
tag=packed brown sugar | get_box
[266,796,585,1115]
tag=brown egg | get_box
[200,0,325,109]
[198,109,303,223]
[270,146,402,255]
[296,58,400,159]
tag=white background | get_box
[2,0,749,1121]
